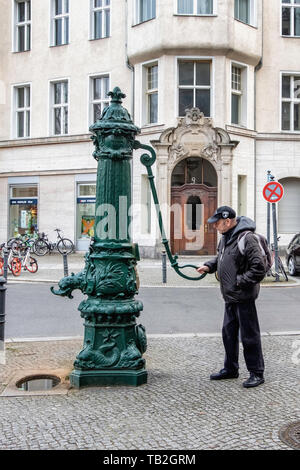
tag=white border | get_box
[140,58,160,127]
[229,59,249,128]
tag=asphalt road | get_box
[3,283,300,339]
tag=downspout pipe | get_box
[125,0,135,121]
[254,0,264,222]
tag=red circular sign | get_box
[263,181,284,203]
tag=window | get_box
[177,0,213,15]
[51,0,69,46]
[136,0,156,24]
[91,0,110,39]
[50,81,69,135]
[90,75,110,124]
[14,0,31,52]
[282,1,300,37]
[14,85,30,138]
[234,0,255,26]
[231,64,247,126]
[144,64,158,124]
[178,60,211,117]
[77,183,96,244]
[9,185,38,238]
[281,74,300,131]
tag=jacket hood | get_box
[231,216,256,238]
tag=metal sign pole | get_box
[272,202,280,282]
[267,171,271,246]
[0,277,7,365]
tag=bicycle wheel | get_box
[34,240,49,256]
[57,238,74,254]
[11,257,22,277]
[278,257,288,282]
[25,256,38,273]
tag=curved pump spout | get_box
[134,140,207,281]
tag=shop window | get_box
[9,185,38,238]
[76,183,96,242]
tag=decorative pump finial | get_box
[107,87,126,104]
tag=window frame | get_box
[176,0,216,16]
[280,71,300,133]
[90,0,111,40]
[234,0,257,27]
[88,73,110,126]
[281,0,300,37]
[230,61,248,127]
[12,83,31,139]
[50,0,70,47]
[176,57,214,118]
[142,61,159,126]
[13,0,31,52]
[49,78,70,136]
[135,0,156,25]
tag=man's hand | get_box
[197,265,210,274]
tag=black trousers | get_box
[222,300,265,377]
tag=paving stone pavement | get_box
[0,335,299,450]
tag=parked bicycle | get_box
[7,230,38,253]
[0,243,22,277]
[269,236,288,281]
[34,229,74,256]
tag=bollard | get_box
[62,251,69,277]
[0,276,7,365]
[3,249,8,280]
[162,250,167,284]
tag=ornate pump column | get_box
[51,87,147,388]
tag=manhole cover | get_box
[279,421,300,450]
[16,375,61,392]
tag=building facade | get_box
[0,0,299,256]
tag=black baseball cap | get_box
[207,206,236,224]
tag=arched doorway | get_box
[278,177,300,233]
[170,157,217,255]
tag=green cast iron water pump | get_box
[51,87,206,388]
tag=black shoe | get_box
[210,368,239,380]
[243,373,265,388]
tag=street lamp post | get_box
[51,87,147,387]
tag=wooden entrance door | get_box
[171,184,217,255]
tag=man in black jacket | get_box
[197,206,265,388]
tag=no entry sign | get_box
[263,181,284,203]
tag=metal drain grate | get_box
[279,421,300,450]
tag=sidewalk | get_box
[5,252,299,288]
[0,334,299,449]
